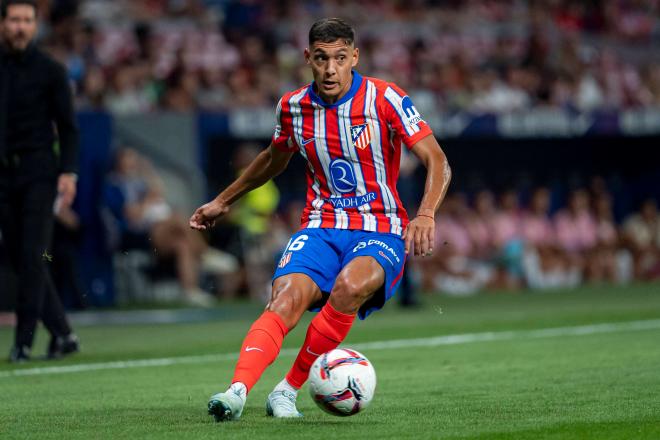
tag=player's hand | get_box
[189,198,230,230]
[57,173,77,209]
[403,215,435,257]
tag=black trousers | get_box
[0,149,72,349]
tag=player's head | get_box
[305,18,359,104]
[0,0,37,52]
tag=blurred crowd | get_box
[31,0,660,115]
[99,145,660,302]
[101,147,240,307]
[418,187,660,295]
[213,175,660,298]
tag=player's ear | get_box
[304,48,311,65]
[352,47,359,67]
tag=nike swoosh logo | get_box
[245,346,264,352]
[301,137,315,145]
[306,346,321,356]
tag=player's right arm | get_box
[189,144,294,230]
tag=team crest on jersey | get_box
[278,252,292,268]
[351,123,372,150]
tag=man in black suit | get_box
[0,0,79,362]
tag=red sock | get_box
[285,303,356,389]
[232,311,289,392]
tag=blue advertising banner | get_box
[76,111,115,306]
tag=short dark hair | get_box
[309,18,355,46]
[1,0,37,18]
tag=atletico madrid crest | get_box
[351,123,371,150]
[278,252,292,268]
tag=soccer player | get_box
[189,18,451,421]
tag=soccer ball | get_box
[308,348,376,416]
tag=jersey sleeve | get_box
[381,83,433,149]
[272,97,297,153]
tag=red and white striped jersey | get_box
[272,71,433,236]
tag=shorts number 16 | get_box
[285,235,309,252]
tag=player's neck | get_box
[313,72,354,105]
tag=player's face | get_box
[305,39,359,104]
[1,5,37,52]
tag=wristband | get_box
[417,214,434,220]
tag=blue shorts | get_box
[273,228,406,319]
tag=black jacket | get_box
[0,43,79,174]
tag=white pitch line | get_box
[2,319,660,379]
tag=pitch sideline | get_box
[2,319,659,379]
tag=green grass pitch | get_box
[1,284,659,439]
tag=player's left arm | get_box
[403,134,451,257]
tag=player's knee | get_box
[331,274,372,312]
[266,284,307,329]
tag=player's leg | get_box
[285,256,384,385]
[208,273,322,422]
[267,256,385,418]
[233,273,323,386]
[269,231,406,417]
